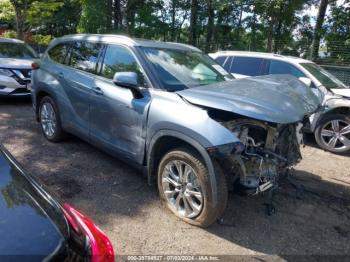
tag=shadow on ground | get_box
[208,170,350,255]
[0,98,349,256]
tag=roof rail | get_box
[58,34,137,44]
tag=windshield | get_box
[300,63,347,89]
[141,47,233,91]
[0,42,38,59]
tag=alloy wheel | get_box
[320,119,350,151]
[40,102,57,138]
[161,160,204,218]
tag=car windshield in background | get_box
[301,63,347,89]
[141,47,233,91]
[0,42,38,59]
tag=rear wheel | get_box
[157,147,227,227]
[315,114,350,154]
[39,96,66,142]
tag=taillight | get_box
[62,203,115,262]
[31,62,40,70]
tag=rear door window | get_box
[48,43,71,65]
[70,41,102,74]
[230,57,263,76]
[268,60,305,78]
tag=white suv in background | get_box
[210,51,350,154]
[0,38,38,96]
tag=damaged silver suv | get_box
[31,34,320,227]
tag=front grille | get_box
[19,69,32,78]
[10,88,30,94]
[12,69,32,85]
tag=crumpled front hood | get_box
[177,75,321,124]
[0,58,33,69]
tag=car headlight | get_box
[0,68,14,77]
[207,141,245,157]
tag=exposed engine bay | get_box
[221,118,303,197]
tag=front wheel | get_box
[157,147,227,227]
[314,114,350,154]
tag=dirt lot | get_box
[1,97,350,259]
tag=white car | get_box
[0,38,38,96]
[210,51,350,154]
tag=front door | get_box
[89,44,151,163]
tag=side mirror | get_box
[298,77,312,88]
[112,72,143,98]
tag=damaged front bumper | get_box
[207,120,304,197]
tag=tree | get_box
[0,0,15,23]
[311,0,330,60]
[114,0,123,30]
[78,0,110,33]
[7,0,62,40]
[2,0,347,65]
[189,0,198,45]
[32,0,81,37]
[205,0,214,52]
[324,0,350,65]
[295,14,314,58]
[170,0,177,41]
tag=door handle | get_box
[57,72,64,78]
[92,86,104,95]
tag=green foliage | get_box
[1,0,349,65]
[30,34,53,45]
[1,30,17,38]
[0,0,15,22]
[324,2,350,65]
[26,1,64,26]
[34,0,82,37]
[7,0,64,39]
[77,0,110,33]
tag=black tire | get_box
[157,147,228,227]
[315,114,350,154]
[39,96,66,142]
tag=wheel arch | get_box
[146,130,219,207]
[34,87,58,121]
[324,106,350,116]
[315,106,350,128]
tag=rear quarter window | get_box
[48,43,71,65]
[230,57,264,76]
[215,56,227,65]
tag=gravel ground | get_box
[1,97,350,259]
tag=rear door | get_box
[61,41,103,138]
